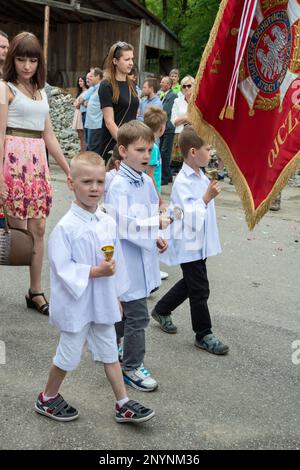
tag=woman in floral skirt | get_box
[0,32,69,315]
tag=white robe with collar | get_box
[48,203,129,332]
[105,173,161,302]
[160,162,221,266]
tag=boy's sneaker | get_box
[35,392,79,421]
[115,399,155,423]
[151,308,177,334]
[194,334,229,355]
[123,364,158,392]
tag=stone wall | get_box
[49,87,80,159]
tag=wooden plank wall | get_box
[48,20,140,86]
[0,19,177,87]
[0,22,42,41]
[143,23,177,52]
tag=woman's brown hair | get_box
[3,32,45,89]
[105,41,137,104]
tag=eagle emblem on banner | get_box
[189,0,300,229]
[240,1,299,115]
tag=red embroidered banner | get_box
[190,0,300,229]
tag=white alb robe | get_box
[105,172,161,302]
[160,162,221,266]
[48,202,129,332]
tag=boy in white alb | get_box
[105,121,170,392]
[152,126,229,355]
[35,151,155,423]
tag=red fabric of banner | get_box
[192,0,300,228]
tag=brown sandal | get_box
[25,289,49,316]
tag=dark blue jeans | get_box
[87,128,103,155]
[0,218,5,228]
[160,132,175,184]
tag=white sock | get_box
[42,392,58,402]
[116,397,129,408]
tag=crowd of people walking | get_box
[0,30,229,427]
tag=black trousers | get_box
[155,259,212,340]
[160,132,175,184]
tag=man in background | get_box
[159,77,177,185]
[84,67,104,154]
[138,78,162,121]
[0,30,9,78]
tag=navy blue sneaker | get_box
[195,334,229,355]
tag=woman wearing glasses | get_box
[170,75,195,168]
[98,42,139,161]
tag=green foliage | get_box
[143,0,221,77]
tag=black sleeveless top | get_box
[99,80,139,160]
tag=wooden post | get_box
[43,5,50,80]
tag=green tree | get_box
[140,0,221,77]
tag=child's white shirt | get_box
[48,202,129,332]
[161,162,221,266]
[104,169,117,197]
[105,171,161,302]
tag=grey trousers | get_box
[121,298,149,371]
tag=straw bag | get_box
[0,206,34,266]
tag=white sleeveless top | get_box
[7,82,49,131]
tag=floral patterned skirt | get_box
[3,135,52,219]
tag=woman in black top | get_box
[98,42,139,160]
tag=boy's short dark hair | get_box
[144,77,159,94]
[118,120,154,148]
[179,125,205,159]
[144,106,167,134]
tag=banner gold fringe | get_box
[188,0,300,230]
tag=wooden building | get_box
[0,0,179,86]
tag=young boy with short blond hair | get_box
[35,151,155,423]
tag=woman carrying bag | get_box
[0,32,69,315]
[98,42,139,161]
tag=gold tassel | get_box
[219,105,235,120]
[219,107,226,120]
[225,106,235,119]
